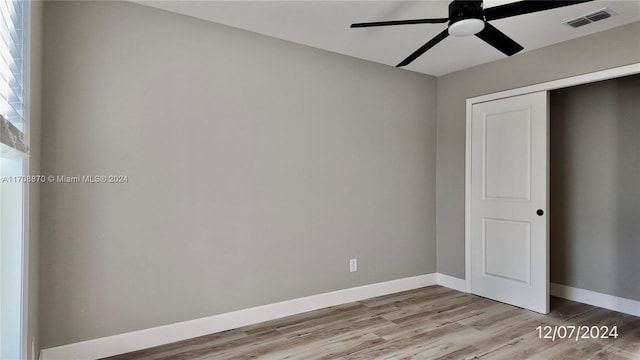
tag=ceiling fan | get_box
[351,1,593,67]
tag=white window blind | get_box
[0,0,23,129]
[0,0,25,153]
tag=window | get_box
[0,0,26,359]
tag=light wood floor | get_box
[103,286,640,360]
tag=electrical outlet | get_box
[349,258,357,272]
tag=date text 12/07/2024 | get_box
[537,325,618,342]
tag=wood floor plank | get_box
[431,344,481,360]
[102,286,640,360]
[476,333,565,360]
[528,339,603,360]
[606,317,640,355]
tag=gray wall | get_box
[40,1,437,348]
[550,75,640,301]
[436,22,640,279]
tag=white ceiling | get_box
[132,1,640,76]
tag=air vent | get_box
[565,8,616,28]
[567,18,591,28]
[585,10,612,22]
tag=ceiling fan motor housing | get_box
[448,0,485,36]
[449,0,484,25]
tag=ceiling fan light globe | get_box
[448,18,485,36]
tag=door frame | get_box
[464,63,640,292]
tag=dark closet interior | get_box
[550,73,640,301]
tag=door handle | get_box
[536,209,544,216]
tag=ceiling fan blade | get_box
[484,1,594,21]
[351,18,449,28]
[397,28,449,67]
[475,22,524,56]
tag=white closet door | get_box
[470,91,549,314]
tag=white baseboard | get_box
[436,273,466,292]
[40,273,438,360]
[550,283,640,317]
